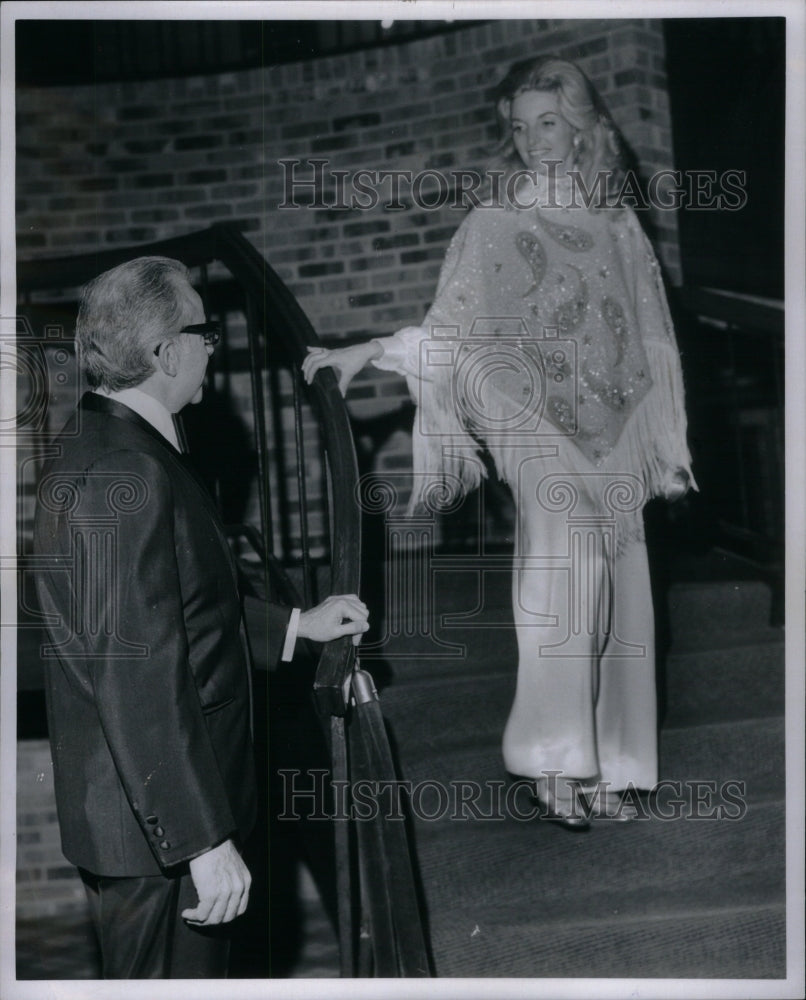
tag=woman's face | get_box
[510,90,576,175]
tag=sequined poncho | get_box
[373,194,695,512]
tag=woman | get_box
[303,57,694,829]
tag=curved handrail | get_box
[211,224,360,716]
[18,223,430,976]
[17,223,360,716]
[674,285,784,338]
[16,229,222,292]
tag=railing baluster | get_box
[293,367,314,608]
[245,295,270,558]
[263,393,276,566]
[268,363,292,564]
[17,225,432,979]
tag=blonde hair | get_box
[490,57,625,194]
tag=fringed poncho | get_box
[373,194,695,516]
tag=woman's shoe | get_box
[535,783,591,832]
[582,786,639,822]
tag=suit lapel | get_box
[173,454,241,590]
[81,393,217,514]
[79,393,239,587]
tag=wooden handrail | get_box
[209,224,360,716]
[674,285,784,338]
[17,223,430,978]
[16,228,221,292]
[17,223,360,717]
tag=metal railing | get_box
[17,222,431,977]
[673,285,784,571]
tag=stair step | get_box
[382,715,783,805]
[426,902,785,978]
[365,572,774,653]
[667,579,773,640]
[362,622,518,679]
[667,623,783,655]
[368,623,785,721]
[378,668,515,745]
[664,636,784,725]
[376,622,785,742]
[403,795,785,978]
[364,561,787,981]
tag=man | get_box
[33,257,368,978]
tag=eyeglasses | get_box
[154,321,222,355]
[180,321,222,347]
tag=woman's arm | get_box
[302,211,479,396]
[620,209,697,497]
[301,326,430,395]
[302,339,383,395]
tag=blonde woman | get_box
[303,58,694,828]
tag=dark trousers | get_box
[80,868,230,979]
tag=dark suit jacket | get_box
[249,599,292,670]
[33,393,257,877]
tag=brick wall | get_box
[17,19,680,275]
[17,17,680,523]
[16,740,86,919]
[15,18,680,920]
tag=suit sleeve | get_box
[243,596,292,670]
[78,449,238,870]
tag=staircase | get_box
[15,550,787,981]
[13,227,788,981]
[358,552,786,979]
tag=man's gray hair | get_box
[76,256,192,391]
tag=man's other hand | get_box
[298,594,369,645]
[182,838,251,926]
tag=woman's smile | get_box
[510,89,576,174]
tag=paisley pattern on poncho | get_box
[426,203,654,466]
[374,197,694,512]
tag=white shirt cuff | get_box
[280,608,301,662]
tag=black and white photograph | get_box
[1,1,803,997]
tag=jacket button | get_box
[146,816,158,825]
[159,841,171,851]
[154,826,165,837]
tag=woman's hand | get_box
[302,341,383,396]
[662,467,691,503]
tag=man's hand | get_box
[298,594,369,645]
[182,838,251,926]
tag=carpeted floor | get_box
[15,548,787,982]
[365,553,787,979]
